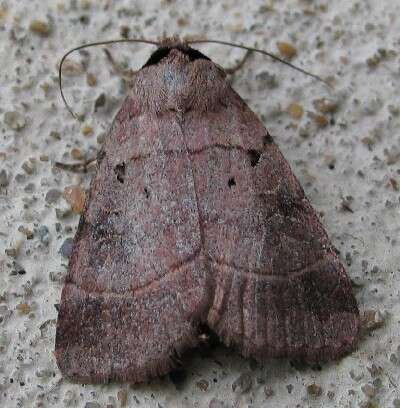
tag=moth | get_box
[55,38,360,383]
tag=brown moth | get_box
[55,38,360,383]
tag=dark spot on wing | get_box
[248,149,262,167]
[114,162,125,183]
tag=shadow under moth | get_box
[55,38,360,384]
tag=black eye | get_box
[142,46,211,68]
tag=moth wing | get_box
[55,97,212,383]
[184,88,360,363]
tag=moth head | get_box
[142,44,211,68]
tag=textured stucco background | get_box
[1,0,400,407]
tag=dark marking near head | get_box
[114,162,125,183]
[143,46,211,68]
[228,177,236,188]
[248,149,262,167]
[290,359,322,371]
[263,133,274,145]
[97,150,106,165]
[169,368,187,390]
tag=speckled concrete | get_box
[1,1,399,407]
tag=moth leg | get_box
[103,49,137,82]
[224,50,252,75]
[55,157,97,173]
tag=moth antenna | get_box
[187,39,331,88]
[59,39,159,119]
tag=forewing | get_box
[55,97,211,383]
[184,87,360,363]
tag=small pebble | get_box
[264,386,274,398]
[63,185,86,214]
[232,372,253,394]
[361,310,386,331]
[362,97,383,116]
[372,378,382,388]
[287,103,304,120]
[324,155,336,170]
[5,248,18,258]
[389,345,400,364]
[366,48,396,68]
[59,238,74,259]
[84,403,101,408]
[107,396,116,408]
[327,390,335,399]
[277,41,297,59]
[63,390,78,407]
[255,71,279,89]
[29,20,51,36]
[45,189,62,204]
[24,183,35,193]
[94,93,106,112]
[313,98,339,114]
[11,261,26,275]
[62,60,84,76]
[0,332,10,352]
[86,72,98,86]
[18,226,34,239]
[209,399,225,408]
[307,383,323,397]
[71,148,85,160]
[15,174,26,183]
[50,131,61,140]
[226,22,245,33]
[81,124,93,136]
[120,25,130,39]
[21,159,36,175]
[299,124,311,139]
[117,389,128,407]
[359,401,378,408]
[350,369,365,381]
[309,112,328,127]
[388,105,400,116]
[81,0,91,10]
[4,111,26,130]
[49,271,64,283]
[97,132,106,145]
[0,169,9,187]
[367,364,383,377]
[177,16,188,27]
[35,368,54,379]
[16,303,31,315]
[38,226,50,246]
[361,384,377,398]
[196,379,209,391]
